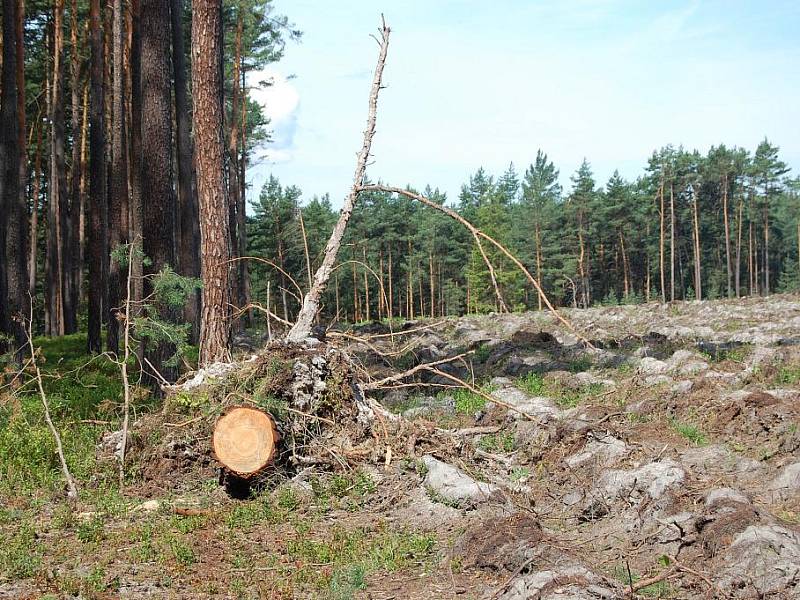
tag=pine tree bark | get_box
[47,0,69,337]
[69,0,83,326]
[227,11,243,327]
[129,0,143,314]
[107,0,129,354]
[1,0,29,355]
[29,123,43,297]
[171,0,200,341]
[88,0,107,353]
[193,0,231,365]
[16,0,28,308]
[142,0,177,377]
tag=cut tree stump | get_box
[212,407,279,477]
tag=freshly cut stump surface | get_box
[212,407,278,477]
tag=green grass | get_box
[516,372,545,395]
[670,419,708,446]
[478,432,515,453]
[776,365,800,385]
[473,343,494,363]
[613,562,674,597]
[451,388,487,414]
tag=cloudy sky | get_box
[247,0,800,208]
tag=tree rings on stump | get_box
[212,407,278,477]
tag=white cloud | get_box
[248,66,300,124]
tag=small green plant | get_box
[567,357,593,373]
[510,466,531,482]
[479,432,515,453]
[473,343,494,363]
[777,365,800,385]
[670,419,708,446]
[451,389,486,414]
[516,372,545,395]
[0,523,41,578]
[77,517,105,543]
[168,537,196,566]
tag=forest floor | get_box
[3,295,800,598]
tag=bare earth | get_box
[4,294,800,599]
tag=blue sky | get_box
[247,0,800,208]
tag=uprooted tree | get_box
[199,17,591,487]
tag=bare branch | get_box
[287,20,391,342]
[23,297,79,501]
[358,184,594,348]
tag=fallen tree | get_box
[153,16,592,492]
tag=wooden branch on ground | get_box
[357,184,593,348]
[287,18,391,342]
[361,351,473,390]
[24,299,79,501]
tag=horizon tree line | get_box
[248,141,799,325]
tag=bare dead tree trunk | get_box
[193,0,231,365]
[286,21,391,342]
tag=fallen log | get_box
[212,406,280,477]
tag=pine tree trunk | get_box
[669,183,675,302]
[69,0,83,325]
[763,189,770,294]
[1,0,29,354]
[735,196,743,297]
[387,245,393,320]
[29,123,43,298]
[619,230,629,298]
[48,1,68,337]
[142,0,177,376]
[193,0,231,365]
[658,181,665,302]
[363,246,370,322]
[227,12,243,325]
[692,187,702,300]
[237,65,250,327]
[88,0,107,353]
[129,0,143,317]
[722,175,732,297]
[535,223,543,311]
[171,0,200,341]
[429,251,435,318]
[16,0,29,312]
[107,0,129,353]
